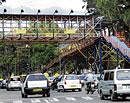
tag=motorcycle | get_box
[85,81,96,94]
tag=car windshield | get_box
[117,70,130,80]
[66,75,79,80]
[50,77,55,80]
[10,77,20,81]
[27,75,47,81]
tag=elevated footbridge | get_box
[0,12,129,73]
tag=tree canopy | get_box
[82,0,130,41]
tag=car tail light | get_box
[64,81,66,85]
[114,84,117,91]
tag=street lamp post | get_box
[52,10,58,38]
[2,9,7,39]
[20,9,24,27]
[36,9,40,39]
[68,10,74,38]
[84,14,87,38]
[69,10,74,28]
[18,9,24,39]
[58,44,62,75]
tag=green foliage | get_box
[30,44,58,68]
[83,0,130,42]
[0,21,60,76]
[96,0,119,20]
[83,0,130,28]
[27,21,63,35]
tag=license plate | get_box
[71,85,76,87]
[33,88,42,92]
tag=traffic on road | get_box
[0,67,130,103]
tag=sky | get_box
[1,0,85,14]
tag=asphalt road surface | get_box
[0,88,130,103]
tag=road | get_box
[0,88,130,103]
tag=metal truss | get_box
[0,13,98,43]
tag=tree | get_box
[82,0,130,41]
[30,44,58,70]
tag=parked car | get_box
[98,68,130,101]
[57,74,82,92]
[6,76,22,91]
[21,73,50,98]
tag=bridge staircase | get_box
[46,35,130,69]
[46,36,99,69]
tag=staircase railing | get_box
[104,36,130,58]
[46,37,99,68]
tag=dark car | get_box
[51,76,62,90]
[1,79,7,89]
[0,79,3,88]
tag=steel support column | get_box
[99,38,103,73]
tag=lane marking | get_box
[82,96,93,100]
[31,99,41,103]
[65,97,76,101]
[13,100,23,103]
[53,98,59,102]
[44,99,50,103]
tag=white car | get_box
[98,68,130,101]
[6,76,22,91]
[57,74,82,92]
[21,73,50,98]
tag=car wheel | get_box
[24,94,27,98]
[122,96,126,100]
[100,91,105,100]
[110,92,117,101]
[57,89,60,92]
[61,86,65,92]
[78,88,82,92]
[7,88,10,91]
[22,93,27,98]
[42,94,45,97]
[19,88,21,91]
[46,93,50,97]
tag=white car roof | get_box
[104,69,130,72]
[11,76,20,78]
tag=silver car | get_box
[98,68,130,101]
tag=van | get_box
[98,68,130,101]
